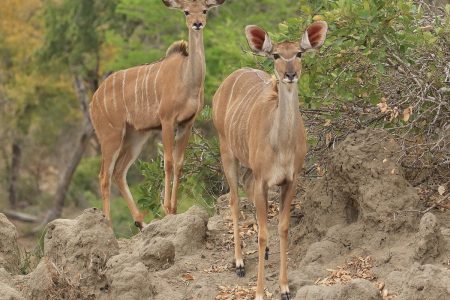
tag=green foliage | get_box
[69,157,100,205]
[262,0,441,108]
[136,108,223,217]
[39,0,117,77]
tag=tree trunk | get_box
[8,141,21,209]
[41,75,93,225]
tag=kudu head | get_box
[245,21,328,84]
[162,0,226,31]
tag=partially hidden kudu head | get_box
[245,21,328,84]
[162,0,226,31]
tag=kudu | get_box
[90,0,226,229]
[212,22,328,299]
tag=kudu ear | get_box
[206,0,226,8]
[162,0,183,9]
[245,25,273,56]
[300,21,328,52]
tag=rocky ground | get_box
[1,129,449,300]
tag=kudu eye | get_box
[184,10,190,16]
[273,53,280,60]
[296,52,302,58]
[203,10,207,14]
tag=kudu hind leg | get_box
[98,131,123,224]
[112,130,150,229]
[279,180,295,299]
[169,122,194,214]
[219,140,244,276]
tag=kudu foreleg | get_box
[279,180,295,299]
[170,122,194,214]
[254,179,269,300]
[162,121,175,215]
[219,140,245,276]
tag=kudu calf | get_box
[90,0,226,229]
[212,22,328,299]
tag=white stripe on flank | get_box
[154,62,163,103]
[227,83,259,142]
[103,81,110,116]
[135,67,143,117]
[112,72,117,111]
[141,66,146,110]
[122,70,130,122]
[226,70,254,115]
[145,64,155,113]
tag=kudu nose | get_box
[285,72,297,82]
[193,22,203,30]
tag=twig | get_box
[421,194,450,214]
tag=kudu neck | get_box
[270,82,300,149]
[185,29,206,87]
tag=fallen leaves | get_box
[216,285,255,300]
[376,98,412,122]
[315,256,376,286]
[203,264,229,274]
[215,285,273,300]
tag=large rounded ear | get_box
[300,21,328,51]
[206,0,226,8]
[162,0,183,9]
[245,25,273,56]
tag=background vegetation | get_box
[0,0,448,237]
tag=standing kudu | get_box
[212,22,328,299]
[90,0,226,229]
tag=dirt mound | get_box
[20,207,118,299]
[0,268,23,300]
[0,213,20,274]
[295,279,382,300]
[288,129,449,299]
[1,129,449,299]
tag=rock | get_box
[22,258,88,300]
[42,208,119,298]
[0,214,20,274]
[139,237,175,270]
[295,279,382,300]
[141,205,209,257]
[386,264,450,300]
[103,254,156,300]
[414,213,442,262]
[0,268,24,300]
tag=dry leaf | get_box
[438,185,446,196]
[325,133,332,145]
[324,119,332,127]
[403,106,413,122]
[245,250,257,255]
[181,273,194,282]
[382,158,388,163]
[377,97,388,113]
[389,107,399,121]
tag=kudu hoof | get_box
[134,221,144,231]
[236,265,245,277]
[280,292,291,300]
[265,247,269,260]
